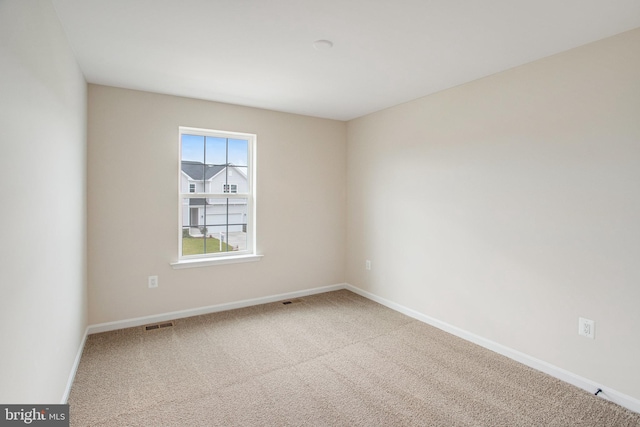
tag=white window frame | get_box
[189,183,196,193]
[172,127,261,269]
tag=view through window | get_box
[179,127,255,258]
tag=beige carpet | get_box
[69,290,640,426]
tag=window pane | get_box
[181,134,204,163]
[205,136,227,166]
[228,138,248,167]
[181,200,205,256]
[181,134,206,193]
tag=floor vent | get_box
[144,321,174,331]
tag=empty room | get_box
[1,0,639,425]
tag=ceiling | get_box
[51,0,640,121]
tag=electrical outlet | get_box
[148,275,158,289]
[578,317,595,339]
[365,260,371,270]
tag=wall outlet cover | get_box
[148,275,158,288]
[578,317,595,339]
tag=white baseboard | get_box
[61,326,89,404]
[87,283,347,335]
[344,283,640,415]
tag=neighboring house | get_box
[181,161,248,237]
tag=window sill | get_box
[171,254,263,269]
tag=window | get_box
[223,184,237,193]
[176,127,257,265]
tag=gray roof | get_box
[181,161,225,180]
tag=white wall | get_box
[0,0,87,403]
[346,28,640,400]
[87,85,346,324]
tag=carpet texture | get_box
[69,290,640,426]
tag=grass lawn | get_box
[182,236,233,255]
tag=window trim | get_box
[171,254,263,269]
[174,126,258,267]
